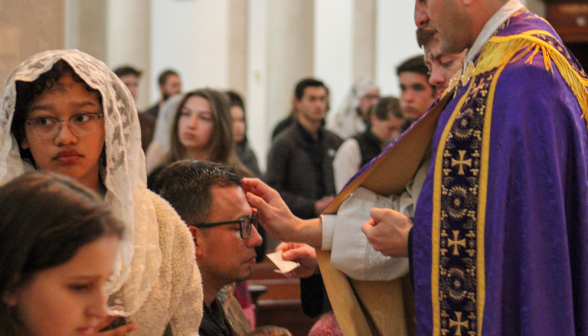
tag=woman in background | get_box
[0,172,126,336]
[147,89,252,187]
[326,77,380,139]
[226,91,262,178]
[332,96,405,192]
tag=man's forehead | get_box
[399,71,429,84]
[303,86,326,97]
[424,39,442,61]
[210,185,251,217]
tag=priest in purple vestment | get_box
[243,0,588,335]
[405,0,588,334]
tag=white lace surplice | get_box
[145,93,184,175]
[322,159,430,281]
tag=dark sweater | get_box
[353,129,384,167]
[266,121,342,219]
[199,298,238,336]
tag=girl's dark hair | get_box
[372,96,403,121]
[0,172,124,335]
[10,60,103,163]
[225,90,250,145]
[225,90,245,113]
[168,89,252,177]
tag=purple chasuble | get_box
[406,9,588,336]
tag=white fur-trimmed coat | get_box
[126,191,203,336]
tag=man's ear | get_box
[2,290,18,307]
[188,226,204,258]
[293,97,301,111]
[20,135,29,150]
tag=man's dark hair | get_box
[416,28,435,49]
[294,78,327,101]
[396,55,430,78]
[372,96,403,121]
[113,65,142,78]
[158,69,179,87]
[151,160,242,226]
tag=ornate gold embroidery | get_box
[451,150,472,175]
[448,61,476,97]
[448,231,466,255]
[436,69,494,336]
[461,62,475,88]
[449,312,469,336]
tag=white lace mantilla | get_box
[145,93,184,174]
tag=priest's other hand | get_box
[361,208,412,258]
[276,242,319,278]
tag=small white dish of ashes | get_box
[266,251,300,274]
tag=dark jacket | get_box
[236,140,263,178]
[353,129,383,167]
[199,298,238,336]
[145,103,160,119]
[266,121,342,219]
[138,112,156,154]
[271,116,295,141]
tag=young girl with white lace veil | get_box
[0,50,203,336]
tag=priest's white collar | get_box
[464,0,525,71]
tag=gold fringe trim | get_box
[474,32,588,130]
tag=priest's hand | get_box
[276,242,319,278]
[361,208,412,258]
[242,178,300,241]
[243,178,323,247]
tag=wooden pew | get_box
[250,259,319,336]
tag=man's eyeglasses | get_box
[192,213,258,240]
[25,113,104,140]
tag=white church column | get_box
[353,0,377,81]
[151,0,230,102]
[65,0,107,64]
[375,0,422,97]
[246,0,269,170]
[314,0,353,111]
[247,0,314,170]
[229,0,249,96]
[106,0,152,110]
[1,0,65,84]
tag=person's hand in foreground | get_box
[242,178,322,247]
[97,316,139,336]
[276,242,319,278]
[314,196,335,216]
[362,208,412,258]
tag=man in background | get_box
[113,65,155,153]
[145,69,182,118]
[416,27,467,95]
[265,78,342,318]
[396,55,438,130]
